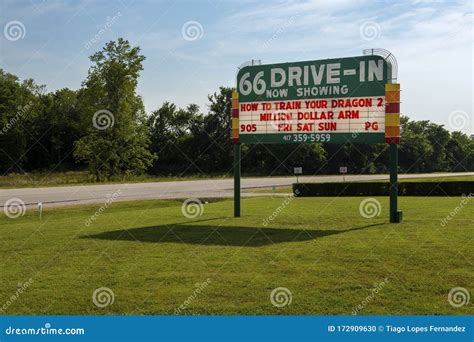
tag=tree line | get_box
[1,38,473,180]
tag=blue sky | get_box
[0,0,472,134]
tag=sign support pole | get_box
[389,143,401,223]
[234,143,241,217]
[385,80,402,223]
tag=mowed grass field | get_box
[0,196,472,315]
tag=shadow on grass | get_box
[82,221,384,247]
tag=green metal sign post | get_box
[389,143,402,223]
[232,50,402,223]
[233,143,241,217]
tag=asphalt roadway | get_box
[1,172,473,208]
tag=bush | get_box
[293,181,474,197]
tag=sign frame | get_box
[232,50,402,223]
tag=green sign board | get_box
[232,51,402,223]
[235,55,389,144]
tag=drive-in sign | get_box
[232,55,390,144]
[231,51,402,223]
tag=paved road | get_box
[1,172,473,208]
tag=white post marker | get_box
[38,202,43,220]
[339,166,348,182]
[294,167,302,183]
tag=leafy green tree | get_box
[74,38,156,180]
[445,131,474,172]
[423,122,450,171]
[0,69,42,173]
[148,102,203,173]
[201,87,233,172]
[26,88,81,170]
[399,116,434,172]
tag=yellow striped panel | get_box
[232,118,239,129]
[385,91,400,102]
[385,126,400,137]
[385,83,400,91]
[385,114,400,126]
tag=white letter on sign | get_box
[271,68,286,87]
[310,64,325,85]
[368,60,383,81]
[288,66,302,86]
[327,63,340,84]
[359,61,365,82]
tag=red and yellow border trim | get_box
[231,91,239,144]
[385,83,400,144]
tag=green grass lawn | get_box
[0,196,472,315]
